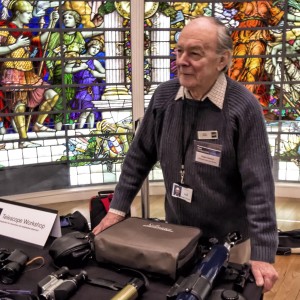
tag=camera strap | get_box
[25,256,45,272]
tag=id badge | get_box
[194,140,222,167]
[172,183,193,203]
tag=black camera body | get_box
[38,266,87,300]
[0,248,29,284]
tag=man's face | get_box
[176,18,228,99]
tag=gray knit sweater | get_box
[110,76,278,263]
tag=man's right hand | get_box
[92,212,125,235]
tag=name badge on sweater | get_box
[197,130,218,140]
[172,183,193,203]
[194,141,222,167]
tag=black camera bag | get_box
[49,231,94,268]
[60,210,90,233]
[276,229,300,255]
[278,229,300,248]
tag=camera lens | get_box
[0,261,21,284]
[0,249,28,284]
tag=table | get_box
[0,234,262,300]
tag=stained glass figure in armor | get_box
[0,0,58,148]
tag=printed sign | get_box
[0,198,61,247]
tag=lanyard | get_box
[180,98,196,184]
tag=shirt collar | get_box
[174,73,227,109]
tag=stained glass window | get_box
[0,0,135,194]
[145,1,300,183]
[0,1,299,196]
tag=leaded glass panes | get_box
[0,1,299,196]
[146,1,300,182]
[0,0,135,192]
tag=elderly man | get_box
[93,16,278,293]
